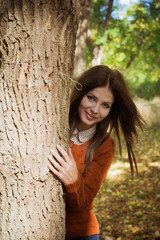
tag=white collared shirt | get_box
[70,125,96,145]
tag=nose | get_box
[91,103,99,114]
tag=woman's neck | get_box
[76,123,95,132]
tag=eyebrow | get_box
[88,93,113,105]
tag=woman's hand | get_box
[48,145,78,185]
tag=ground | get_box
[94,124,160,240]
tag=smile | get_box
[85,112,96,120]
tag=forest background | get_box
[81,0,159,240]
[0,0,159,239]
[76,0,160,101]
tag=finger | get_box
[48,164,63,181]
[56,145,70,162]
[48,154,62,171]
[50,150,66,166]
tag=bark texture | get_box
[0,1,80,239]
[74,0,92,76]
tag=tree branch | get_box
[124,32,151,72]
[103,0,114,31]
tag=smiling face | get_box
[77,86,114,131]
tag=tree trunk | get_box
[91,45,103,66]
[74,0,92,77]
[103,0,114,31]
[0,1,80,239]
[92,0,114,66]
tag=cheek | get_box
[100,109,111,119]
[78,97,88,110]
[78,99,85,116]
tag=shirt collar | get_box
[71,125,96,143]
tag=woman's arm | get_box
[65,138,115,211]
[48,137,115,211]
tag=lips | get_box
[85,111,96,120]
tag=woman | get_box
[48,65,145,240]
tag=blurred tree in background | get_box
[75,0,160,100]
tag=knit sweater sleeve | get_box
[64,136,115,212]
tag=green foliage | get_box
[94,124,160,240]
[86,42,93,66]
[88,0,160,100]
[134,79,160,100]
[91,0,109,34]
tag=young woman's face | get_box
[77,86,114,131]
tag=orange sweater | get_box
[65,136,115,239]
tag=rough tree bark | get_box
[74,0,92,76]
[0,1,80,240]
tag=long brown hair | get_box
[69,65,146,176]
